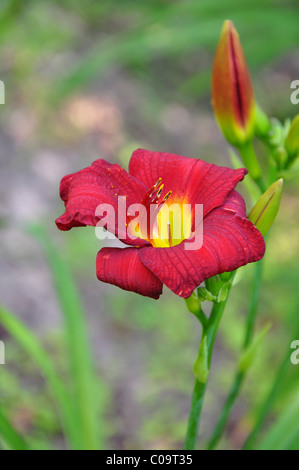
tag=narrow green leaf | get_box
[0,407,29,450]
[29,224,102,450]
[257,395,299,450]
[0,306,79,449]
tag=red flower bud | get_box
[212,20,256,147]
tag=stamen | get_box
[141,178,163,207]
[156,185,164,198]
[156,190,172,210]
[138,179,177,245]
[153,178,162,188]
[163,191,172,202]
[150,186,161,200]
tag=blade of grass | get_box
[256,394,299,450]
[243,338,296,449]
[30,224,102,450]
[0,306,79,449]
[0,407,29,450]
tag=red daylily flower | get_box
[56,149,265,299]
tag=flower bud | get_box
[212,20,256,147]
[193,336,209,384]
[185,291,201,314]
[197,287,216,302]
[205,275,231,302]
[285,114,299,163]
[205,275,223,296]
[248,179,283,236]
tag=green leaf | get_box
[257,394,299,450]
[0,407,29,450]
[238,323,271,372]
[28,224,103,450]
[0,306,78,448]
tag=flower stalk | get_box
[206,177,283,449]
[238,142,265,191]
[184,283,232,450]
[207,258,264,449]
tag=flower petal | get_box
[129,149,247,217]
[139,191,265,298]
[96,247,163,299]
[56,159,148,246]
[219,189,247,217]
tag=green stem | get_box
[267,152,278,186]
[238,142,266,193]
[243,259,264,348]
[207,371,245,450]
[184,379,207,451]
[193,305,208,328]
[184,290,232,450]
[207,259,264,450]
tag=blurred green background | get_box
[0,0,298,450]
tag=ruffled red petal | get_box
[56,159,148,246]
[129,149,247,218]
[96,247,163,299]
[139,191,265,298]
